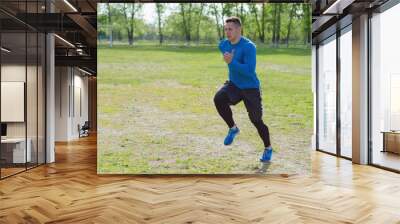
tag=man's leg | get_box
[253,120,271,148]
[243,89,273,162]
[213,89,235,128]
[243,89,271,148]
[214,82,242,145]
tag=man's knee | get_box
[214,91,227,105]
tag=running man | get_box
[213,16,273,162]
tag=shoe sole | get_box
[260,159,271,163]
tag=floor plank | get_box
[0,134,399,223]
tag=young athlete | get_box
[213,16,273,162]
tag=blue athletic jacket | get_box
[218,36,260,89]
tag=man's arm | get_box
[228,44,256,77]
[218,41,224,53]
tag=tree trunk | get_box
[180,3,192,43]
[220,3,225,39]
[251,4,263,43]
[196,3,204,43]
[130,4,135,45]
[261,3,265,43]
[276,4,282,47]
[235,3,240,16]
[122,3,135,46]
[286,4,296,48]
[212,4,222,40]
[180,4,188,42]
[156,3,164,45]
[240,3,245,35]
[303,4,311,45]
[272,5,277,47]
[107,3,113,47]
[128,32,133,45]
[187,4,192,42]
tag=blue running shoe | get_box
[224,127,240,145]
[260,147,273,162]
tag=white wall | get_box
[1,65,25,81]
[55,67,89,141]
[72,72,89,137]
[55,66,70,141]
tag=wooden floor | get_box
[1,167,26,178]
[1,163,45,178]
[1,135,400,223]
[373,151,400,171]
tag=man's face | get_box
[224,22,241,42]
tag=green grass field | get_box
[97,44,312,174]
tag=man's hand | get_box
[223,52,233,64]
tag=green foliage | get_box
[98,3,311,47]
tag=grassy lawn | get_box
[97,44,312,174]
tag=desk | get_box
[382,131,400,154]
[1,138,31,163]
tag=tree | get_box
[239,3,246,35]
[286,4,297,47]
[220,3,225,39]
[96,3,311,48]
[107,3,113,47]
[155,3,165,45]
[210,3,222,40]
[302,4,311,45]
[235,3,240,18]
[274,4,283,47]
[250,4,261,43]
[195,3,205,43]
[180,3,193,43]
[261,4,266,43]
[250,4,266,43]
[271,4,277,46]
[97,5,109,43]
[122,3,143,45]
[233,3,247,35]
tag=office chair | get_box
[79,121,90,138]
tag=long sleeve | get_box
[218,41,224,53]
[228,43,256,77]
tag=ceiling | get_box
[0,0,97,75]
[311,0,390,44]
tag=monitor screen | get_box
[1,123,7,137]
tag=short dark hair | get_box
[225,16,241,27]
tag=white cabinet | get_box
[1,138,32,163]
